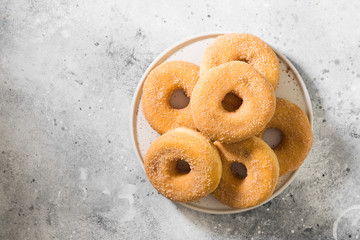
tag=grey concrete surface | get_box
[1,0,360,239]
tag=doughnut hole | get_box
[222,92,243,112]
[231,162,247,179]
[170,89,190,109]
[175,159,191,174]
[263,128,283,148]
[235,57,250,64]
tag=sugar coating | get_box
[200,33,280,89]
[257,98,313,175]
[213,137,279,209]
[191,61,276,143]
[144,127,222,202]
[142,61,199,134]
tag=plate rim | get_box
[129,32,313,215]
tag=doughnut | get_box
[213,137,279,209]
[201,33,280,89]
[144,127,222,202]
[191,61,276,143]
[257,98,313,176]
[142,61,199,134]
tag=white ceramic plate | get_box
[130,33,313,214]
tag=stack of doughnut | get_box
[141,33,313,209]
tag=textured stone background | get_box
[1,0,360,239]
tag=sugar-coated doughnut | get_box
[257,98,313,176]
[144,127,222,202]
[201,33,280,89]
[142,61,199,134]
[191,61,276,143]
[213,137,279,209]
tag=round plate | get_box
[130,33,313,214]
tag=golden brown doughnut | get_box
[144,127,222,202]
[201,33,280,89]
[191,61,276,143]
[257,98,313,176]
[213,137,279,209]
[142,61,199,134]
